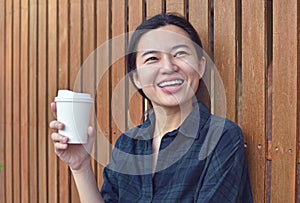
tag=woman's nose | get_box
[160,54,178,73]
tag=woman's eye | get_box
[174,51,187,57]
[145,56,158,63]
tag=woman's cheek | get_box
[136,67,158,87]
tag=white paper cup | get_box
[55,90,94,144]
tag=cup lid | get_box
[55,90,94,103]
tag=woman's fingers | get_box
[49,120,64,130]
[50,102,57,117]
[54,142,68,150]
[51,132,68,143]
[87,126,96,143]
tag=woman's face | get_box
[133,25,206,108]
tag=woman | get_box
[50,13,253,202]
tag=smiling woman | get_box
[50,13,253,202]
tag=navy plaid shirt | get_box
[101,103,253,202]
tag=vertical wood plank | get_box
[47,0,58,202]
[29,0,38,202]
[82,0,95,94]
[128,0,144,128]
[69,0,82,202]
[0,0,5,201]
[96,0,110,188]
[20,0,29,201]
[12,0,21,201]
[189,0,211,110]
[81,2,96,197]
[166,0,185,16]
[58,0,70,202]
[146,0,163,19]
[5,0,13,201]
[111,0,126,145]
[188,0,210,54]
[214,0,238,121]
[241,1,267,202]
[38,0,47,202]
[271,0,299,202]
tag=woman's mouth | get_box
[157,79,184,94]
[158,79,183,87]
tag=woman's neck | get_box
[152,102,193,138]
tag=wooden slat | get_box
[241,1,267,202]
[47,0,58,202]
[58,0,70,202]
[111,1,126,145]
[13,0,21,202]
[69,0,82,202]
[165,0,185,16]
[189,0,211,54]
[96,0,110,188]
[0,0,5,201]
[82,2,97,194]
[82,0,95,94]
[70,0,81,91]
[271,0,299,202]
[38,0,47,202]
[5,0,13,201]
[20,0,29,201]
[128,0,144,128]
[146,0,163,19]
[189,0,210,53]
[189,0,211,110]
[213,0,238,121]
[29,0,38,202]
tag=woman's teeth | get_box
[158,80,183,87]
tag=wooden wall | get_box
[0,0,299,202]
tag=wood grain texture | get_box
[166,0,185,16]
[29,0,38,202]
[271,0,299,202]
[241,1,267,202]
[214,0,237,121]
[58,0,70,202]
[47,0,58,202]
[13,0,21,201]
[189,0,211,110]
[20,0,29,201]
[111,0,126,145]
[128,0,144,128]
[146,0,163,19]
[0,0,6,201]
[96,0,110,188]
[5,0,13,202]
[38,0,47,202]
[70,0,82,202]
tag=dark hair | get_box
[126,13,204,103]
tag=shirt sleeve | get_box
[100,166,119,203]
[196,125,253,203]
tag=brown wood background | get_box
[0,0,299,202]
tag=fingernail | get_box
[61,136,67,142]
[57,123,63,129]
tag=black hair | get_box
[126,13,204,104]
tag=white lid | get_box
[55,90,94,103]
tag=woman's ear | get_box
[198,56,206,78]
[132,71,142,89]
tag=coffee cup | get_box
[55,90,94,144]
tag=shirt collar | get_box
[125,102,211,140]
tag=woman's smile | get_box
[157,78,184,94]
